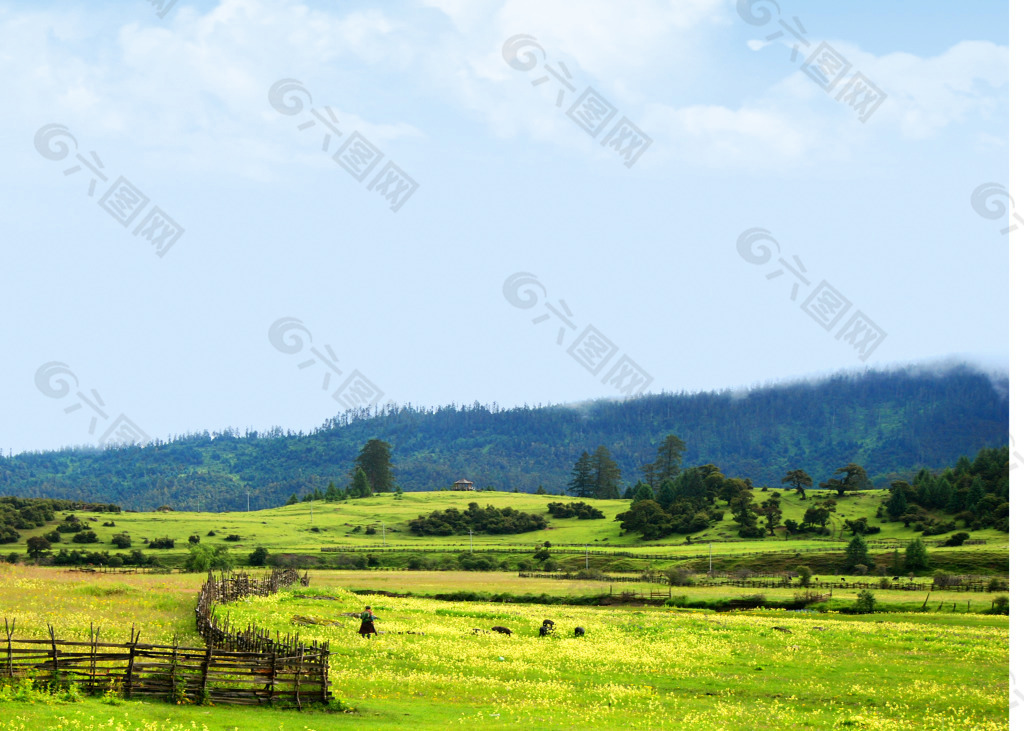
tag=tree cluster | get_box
[546,502,605,520]
[0,498,121,545]
[884,447,1008,533]
[408,502,547,536]
[616,459,743,539]
[48,548,157,568]
[567,446,622,498]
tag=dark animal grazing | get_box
[772,626,792,634]
[542,619,555,627]
[491,626,513,635]
[574,627,585,637]
[539,624,553,637]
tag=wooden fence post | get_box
[169,637,179,703]
[3,618,13,680]
[89,623,99,696]
[125,625,139,700]
[47,625,60,689]
[199,642,213,704]
[267,649,277,706]
[320,642,330,704]
[293,644,304,709]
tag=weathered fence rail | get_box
[0,623,326,707]
[2,568,332,708]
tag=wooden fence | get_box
[517,571,1002,593]
[320,536,987,549]
[2,569,332,708]
[68,566,178,575]
[518,571,669,585]
[320,539,988,561]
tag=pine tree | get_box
[761,495,783,535]
[325,482,341,502]
[782,469,813,498]
[904,538,929,571]
[285,493,298,506]
[653,435,686,488]
[355,439,395,493]
[844,534,874,570]
[932,477,953,510]
[886,483,908,519]
[677,469,706,501]
[640,464,657,492]
[832,463,868,497]
[351,467,373,498]
[592,445,622,499]
[966,477,985,511]
[914,470,935,507]
[568,451,595,498]
[631,482,655,503]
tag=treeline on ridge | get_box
[0,366,1007,510]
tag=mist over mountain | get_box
[0,363,1007,511]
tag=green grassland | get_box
[6,490,1008,567]
[0,566,1008,730]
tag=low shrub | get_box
[989,595,1009,615]
[943,532,970,547]
[111,533,131,549]
[664,567,694,587]
[852,590,876,614]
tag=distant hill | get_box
[0,364,1008,511]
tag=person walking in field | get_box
[358,606,378,638]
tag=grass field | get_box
[0,490,1010,729]
[0,565,1007,730]
[5,490,1008,567]
[0,566,1010,729]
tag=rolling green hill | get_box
[3,491,1008,570]
[0,364,1008,510]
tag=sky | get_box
[0,0,1011,455]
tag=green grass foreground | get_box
[0,566,1009,730]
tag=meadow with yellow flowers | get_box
[0,564,1007,730]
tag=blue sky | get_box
[0,0,1010,454]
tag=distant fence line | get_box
[322,537,986,551]
[320,540,989,562]
[2,569,333,708]
[67,566,180,575]
[516,572,1004,593]
[518,572,668,585]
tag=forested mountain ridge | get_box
[0,365,1008,511]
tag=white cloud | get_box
[1,1,1006,177]
[3,1,423,177]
